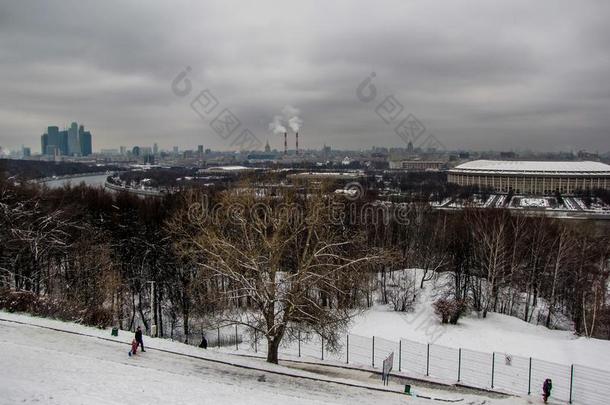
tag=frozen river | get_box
[42,174,109,189]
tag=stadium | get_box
[447,160,610,195]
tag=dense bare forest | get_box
[1,172,609,363]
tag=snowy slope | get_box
[0,313,527,405]
[349,270,610,371]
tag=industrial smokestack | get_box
[284,132,287,155]
[296,132,299,155]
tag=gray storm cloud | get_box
[0,0,609,153]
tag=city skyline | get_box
[1,1,609,153]
[40,122,92,157]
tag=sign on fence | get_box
[382,352,394,385]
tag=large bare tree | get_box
[169,188,377,363]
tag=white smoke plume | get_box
[268,115,286,134]
[282,105,303,132]
[269,105,303,134]
[288,116,303,132]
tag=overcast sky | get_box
[1,0,609,153]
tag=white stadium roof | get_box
[450,160,610,176]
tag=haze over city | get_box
[1,0,609,153]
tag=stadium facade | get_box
[447,160,610,195]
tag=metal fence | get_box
[200,326,610,405]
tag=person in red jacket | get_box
[128,339,138,356]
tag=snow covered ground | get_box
[3,269,608,404]
[518,198,549,208]
[349,271,610,371]
[0,312,527,405]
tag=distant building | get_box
[100,149,120,155]
[247,152,278,163]
[577,150,599,161]
[58,130,69,155]
[78,125,92,156]
[44,126,59,154]
[448,160,610,194]
[41,133,47,154]
[389,160,445,171]
[41,123,92,156]
[132,146,141,156]
[67,122,80,155]
[197,145,204,156]
[153,143,159,155]
[200,166,254,174]
[22,147,31,157]
[287,171,363,181]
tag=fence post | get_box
[426,344,430,376]
[458,348,461,382]
[321,336,324,361]
[372,336,375,367]
[235,324,238,351]
[398,340,402,372]
[569,364,574,404]
[527,357,532,395]
[298,330,301,357]
[217,327,220,348]
[491,352,495,389]
[346,335,349,364]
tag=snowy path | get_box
[0,313,534,405]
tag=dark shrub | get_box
[0,290,39,313]
[81,307,113,329]
[434,297,467,324]
[0,289,112,328]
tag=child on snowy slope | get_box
[129,339,138,356]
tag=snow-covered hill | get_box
[0,312,526,405]
[349,269,610,371]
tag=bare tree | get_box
[544,224,575,327]
[169,188,377,363]
[470,210,508,318]
[414,212,449,289]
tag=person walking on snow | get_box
[542,378,552,403]
[135,326,145,352]
[128,338,139,356]
[199,334,208,349]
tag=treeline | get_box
[363,203,610,338]
[1,172,609,355]
[0,159,120,180]
[0,175,184,332]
